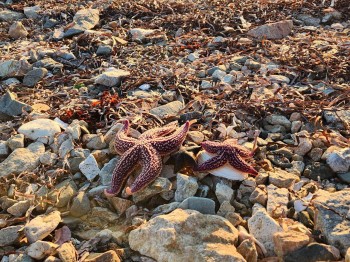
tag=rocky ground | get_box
[0,0,350,261]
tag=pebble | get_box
[84,250,121,262]
[178,196,215,214]
[108,197,133,216]
[0,141,9,157]
[308,147,323,161]
[99,157,118,185]
[0,60,32,79]
[129,28,155,42]
[291,120,302,133]
[237,239,258,262]
[187,131,204,144]
[24,211,61,243]
[79,154,101,181]
[286,160,305,176]
[23,68,48,87]
[265,114,292,130]
[94,68,130,87]
[96,45,113,56]
[0,91,32,120]
[297,14,321,27]
[132,177,172,203]
[8,21,28,39]
[91,207,119,223]
[174,173,198,202]
[27,241,58,260]
[64,8,100,37]
[0,225,23,246]
[303,162,334,180]
[0,9,25,21]
[337,172,350,184]
[249,185,268,206]
[7,134,24,150]
[7,200,30,217]
[294,136,313,156]
[83,134,107,150]
[18,119,61,144]
[187,52,200,62]
[212,69,226,81]
[247,20,293,39]
[48,179,77,207]
[215,182,234,204]
[70,191,91,217]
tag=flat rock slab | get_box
[24,211,61,243]
[150,101,184,119]
[0,91,32,120]
[94,68,130,87]
[0,59,32,78]
[129,209,244,262]
[18,119,61,144]
[248,20,293,39]
[0,142,45,177]
[64,9,100,37]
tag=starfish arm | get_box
[126,145,162,194]
[201,140,227,154]
[105,146,140,196]
[139,122,177,139]
[232,145,254,158]
[227,153,258,176]
[194,153,228,171]
[114,120,137,154]
[150,121,190,156]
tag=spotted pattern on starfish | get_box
[195,139,258,176]
[105,120,190,196]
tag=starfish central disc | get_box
[105,120,190,196]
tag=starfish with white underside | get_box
[194,138,258,176]
[105,120,190,196]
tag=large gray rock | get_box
[129,209,244,262]
[24,211,61,243]
[23,68,48,87]
[0,60,31,78]
[23,5,41,19]
[0,142,45,177]
[0,9,24,22]
[18,119,61,144]
[312,189,350,255]
[64,9,100,37]
[0,225,23,247]
[248,20,293,39]
[0,91,32,120]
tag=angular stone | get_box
[57,242,77,262]
[25,211,61,243]
[0,140,9,157]
[294,137,313,156]
[265,114,291,130]
[179,197,216,215]
[7,134,24,150]
[8,21,28,39]
[7,200,30,217]
[249,186,267,206]
[27,241,58,260]
[237,239,258,262]
[284,243,340,262]
[108,197,133,216]
[64,9,100,37]
[129,28,155,42]
[84,250,121,262]
[96,45,113,56]
[326,148,350,173]
[83,134,107,150]
[24,6,41,19]
[99,157,118,186]
[248,20,293,39]
[0,60,31,78]
[70,191,91,217]
[132,177,172,203]
[129,209,244,262]
[268,168,299,188]
[48,179,77,207]
[268,75,290,84]
[94,68,130,87]
[150,101,184,119]
[0,225,23,247]
[0,9,24,22]
[174,173,198,202]
[18,119,61,144]
[0,142,45,177]
[0,91,32,120]
[23,68,48,87]
[273,231,310,258]
[215,182,234,204]
[79,154,101,181]
[91,207,119,223]
[267,184,289,218]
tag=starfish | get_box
[194,138,258,176]
[105,120,190,196]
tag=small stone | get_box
[247,20,293,39]
[57,51,76,60]
[223,74,235,84]
[290,112,301,121]
[94,68,130,87]
[212,69,226,81]
[249,186,267,206]
[48,179,77,207]
[291,120,302,133]
[345,248,350,262]
[91,207,119,223]
[200,80,212,89]
[215,182,234,204]
[25,211,61,243]
[84,250,121,262]
[217,201,235,217]
[7,200,30,217]
[248,207,283,256]
[96,45,113,56]
[268,168,299,188]
[129,28,155,42]
[245,59,261,70]
[265,114,291,130]
[64,9,100,37]
[57,242,77,262]
[100,157,118,186]
[308,148,323,161]
[286,161,305,176]
[0,225,23,246]
[187,52,200,62]
[187,131,204,144]
[273,231,310,258]
[326,148,350,173]
[8,21,28,39]
[225,212,243,227]
[33,58,63,72]
[178,196,215,214]
[18,119,61,144]
[337,172,350,184]
[294,136,313,156]
[132,177,172,203]
[24,6,41,19]
[267,184,289,218]
[303,162,334,181]
[59,138,74,158]
[7,134,24,150]
[23,68,48,87]
[174,173,198,202]
[83,134,107,150]
[297,14,321,26]
[27,241,58,260]
[40,152,58,165]
[150,101,184,119]
[70,191,91,217]
[108,197,133,216]
[237,239,258,262]
[284,243,340,262]
[79,154,101,181]
[0,60,32,78]
[0,141,9,157]
[0,91,32,120]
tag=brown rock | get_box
[57,242,77,262]
[8,21,28,39]
[84,250,121,262]
[273,231,310,258]
[248,20,293,40]
[345,247,350,262]
[237,239,258,262]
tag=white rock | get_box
[268,75,290,84]
[40,152,58,165]
[196,151,247,181]
[18,119,61,144]
[215,182,234,204]
[174,173,198,202]
[248,206,283,256]
[27,241,58,260]
[7,134,24,150]
[24,211,61,243]
[79,154,101,181]
[129,28,155,42]
[326,148,350,173]
[94,68,130,87]
[267,184,289,218]
[58,137,74,158]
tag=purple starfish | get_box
[105,120,190,196]
[194,139,258,176]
